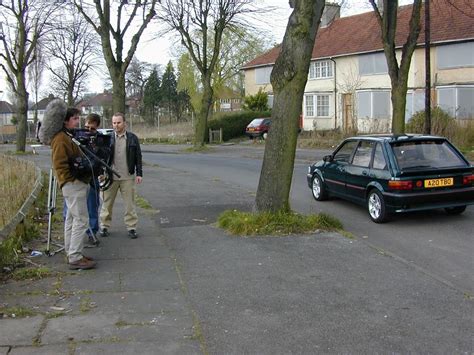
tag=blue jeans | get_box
[63,181,100,235]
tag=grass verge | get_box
[217,210,343,236]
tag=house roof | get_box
[79,92,113,108]
[0,101,14,114]
[242,0,474,69]
[32,94,58,110]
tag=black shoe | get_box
[99,228,109,237]
[128,229,138,239]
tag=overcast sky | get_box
[0,0,413,101]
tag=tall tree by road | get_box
[143,68,161,125]
[369,0,423,134]
[45,10,100,106]
[74,0,158,113]
[158,0,255,147]
[255,0,325,213]
[0,0,56,152]
[159,61,178,123]
[28,42,46,125]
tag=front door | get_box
[343,93,354,133]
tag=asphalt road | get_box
[142,144,473,294]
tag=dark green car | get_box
[307,134,474,223]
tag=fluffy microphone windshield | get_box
[39,99,68,145]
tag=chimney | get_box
[321,2,341,28]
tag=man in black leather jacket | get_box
[99,112,143,239]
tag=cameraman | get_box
[62,113,103,245]
[42,101,96,270]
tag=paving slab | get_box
[74,341,201,355]
[0,316,44,346]
[9,344,69,355]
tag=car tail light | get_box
[388,180,413,190]
[463,175,474,185]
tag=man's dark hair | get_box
[113,112,126,122]
[86,113,101,127]
[64,108,81,122]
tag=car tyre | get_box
[444,206,466,215]
[311,174,327,201]
[367,189,389,223]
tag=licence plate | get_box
[424,177,453,188]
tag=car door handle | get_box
[362,170,368,176]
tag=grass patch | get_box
[135,195,153,210]
[12,267,53,281]
[217,210,343,236]
[0,306,38,318]
[183,145,211,153]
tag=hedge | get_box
[208,111,271,141]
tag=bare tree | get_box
[369,0,423,134]
[28,41,46,125]
[157,0,257,147]
[0,0,57,151]
[126,57,156,99]
[73,0,158,113]
[255,0,325,213]
[45,10,101,106]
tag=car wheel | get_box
[311,174,327,201]
[262,132,268,140]
[444,206,466,215]
[367,189,388,223]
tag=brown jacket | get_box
[51,130,90,188]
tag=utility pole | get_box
[423,0,431,134]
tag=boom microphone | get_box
[38,99,68,145]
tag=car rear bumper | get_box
[382,186,474,212]
[245,131,264,138]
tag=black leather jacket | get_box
[108,131,143,177]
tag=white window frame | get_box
[309,60,333,80]
[304,93,331,118]
[357,90,391,119]
[436,85,474,119]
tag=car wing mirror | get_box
[323,155,333,162]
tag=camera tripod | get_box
[45,169,100,257]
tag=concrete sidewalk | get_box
[0,201,202,354]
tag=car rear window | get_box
[391,140,467,170]
[248,119,265,127]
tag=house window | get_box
[405,91,425,122]
[267,95,274,109]
[305,94,330,117]
[309,60,333,79]
[437,42,474,69]
[358,52,388,75]
[255,66,273,85]
[437,86,474,119]
[357,90,391,119]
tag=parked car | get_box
[97,128,114,136]
[245,118,271,139]
[306,134,474,223]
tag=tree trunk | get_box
[111,70,126,114]
[195,74,213,147]
[255,0,325,213]
[391,84,408,134]
[15,73,29,152]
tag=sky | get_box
[0,0,413,101]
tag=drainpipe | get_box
[329,57,337,130]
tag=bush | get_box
[406,107,474,152]
[243,88,269,112]
[208,110,271,141]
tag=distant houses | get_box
[0,101,14,125]
[242,0,474,133]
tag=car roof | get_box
[345,134,446,143]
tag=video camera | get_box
[70,128,115,189]
[73,128,112,151]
